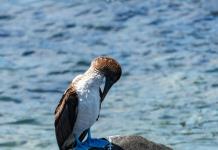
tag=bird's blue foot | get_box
[74,137,89,150]
[74,144,88,150]
[86,138,109,148]
[84,129,109,148]
[74,129,109,150]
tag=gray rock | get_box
[105,135,173,150]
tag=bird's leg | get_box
[84,128,109,148]
[74,136,89,150]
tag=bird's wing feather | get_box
[99,88,103,103]
[96,88,103,121]
[54,87,78,150]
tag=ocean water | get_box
[0,0,218,149]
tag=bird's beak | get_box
[101,78,113,102]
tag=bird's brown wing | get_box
[54,87,78,150]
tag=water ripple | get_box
[83,23,124,32]
[114,6,148,22]
[2,118,41,126]
[0,29,11,38]
[47,70,71,75]
[0,141,27,147]
[0,96,22,104]
[26,88,63,94]
[0,15,14,21]
[49,32,70,41]
[205,68,218,73]
[76,60,90,66]
[22,50,35,56]
[64,23,76,29]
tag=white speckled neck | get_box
[75,69,104,92]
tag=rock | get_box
[105,135,173,150]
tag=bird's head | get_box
[91,56,122,101]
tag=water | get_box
[0,0,218,149]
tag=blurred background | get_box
[0,0,218,150]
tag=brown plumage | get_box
[54,56,122,150]
[92,56,122,80]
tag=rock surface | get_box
[105,135,173,150]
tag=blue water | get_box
[0,0,218,149]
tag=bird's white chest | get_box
[73,86,100,136]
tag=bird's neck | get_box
[76,69,104,91]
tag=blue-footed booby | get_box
[54,56,122,150]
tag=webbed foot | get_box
[84,129,109,148]
[74,137,89,150]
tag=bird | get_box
[54,56,122,150]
